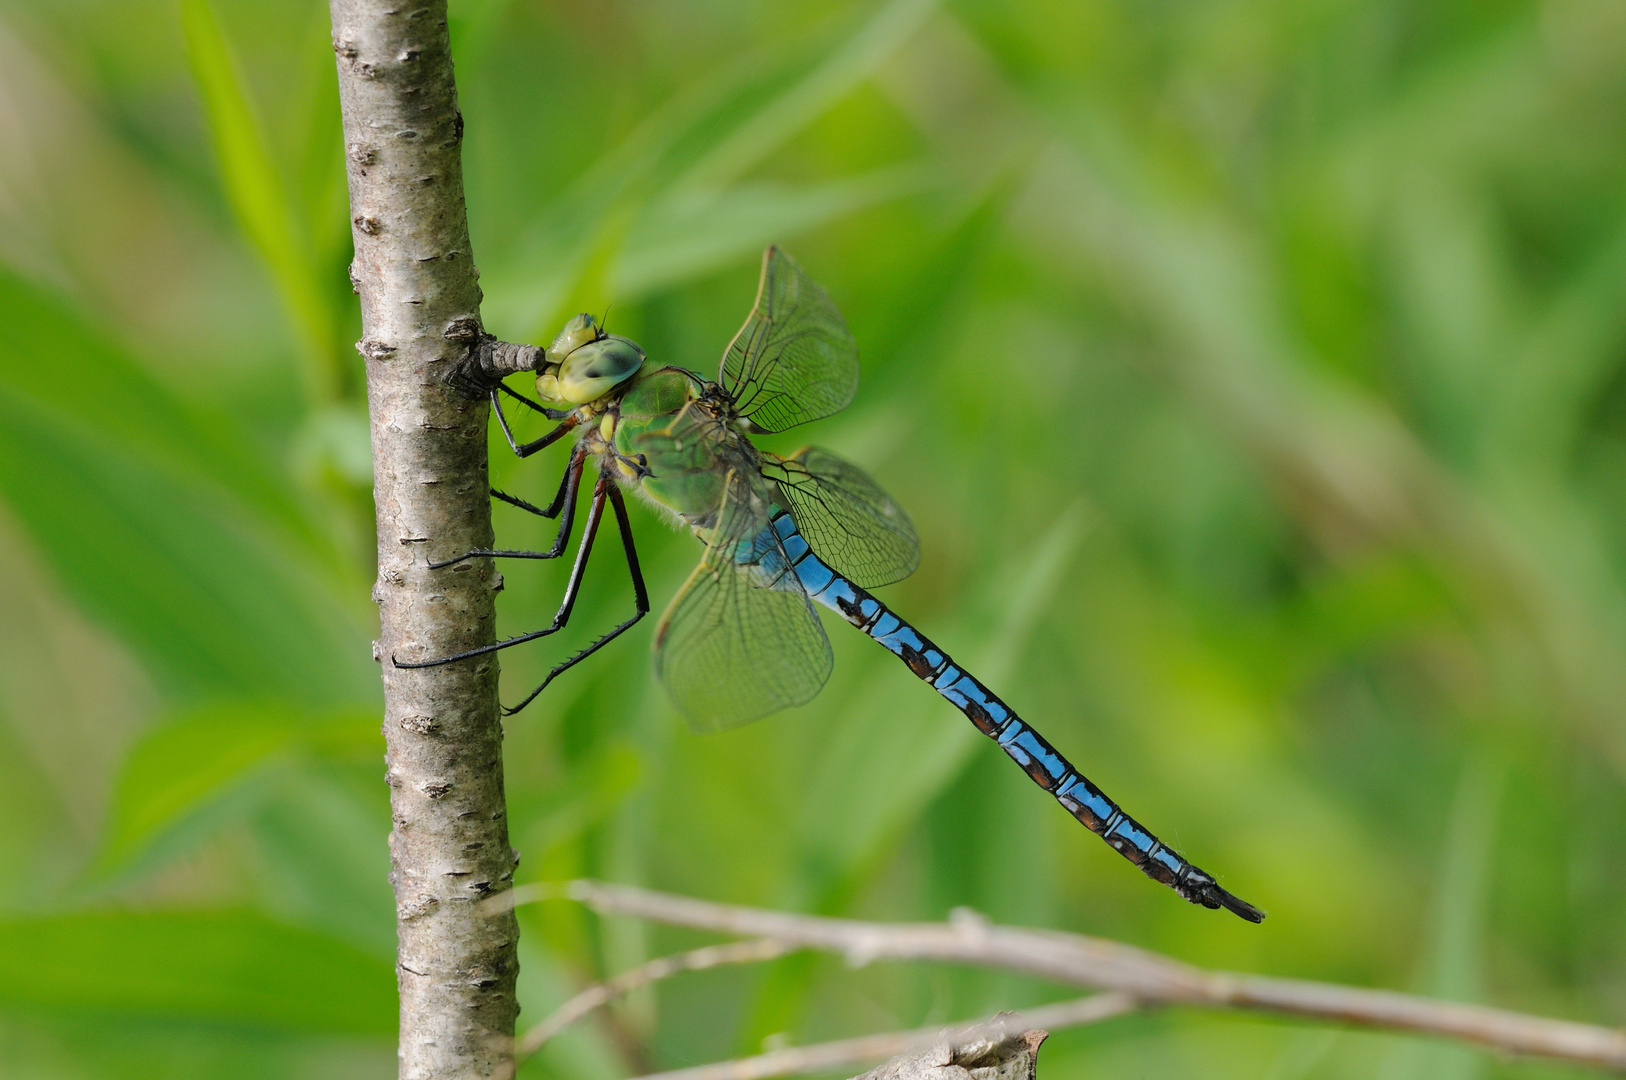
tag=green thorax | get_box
[590,366,777,543]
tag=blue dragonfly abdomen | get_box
[757,510,1263,922]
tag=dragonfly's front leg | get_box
[392,468,610,671]
[491,386,580,460]
[503,481,650,715]
[495,381,570,422]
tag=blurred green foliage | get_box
[0,0,1623,1076]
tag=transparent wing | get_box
[762,447,920,589]
[719,246,859,434]
[653,535,834,733]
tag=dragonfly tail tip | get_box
[1178,866,1265,922]
[1213,886,1265,923]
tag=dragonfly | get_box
[397,246,1264,922]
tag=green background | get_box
[0,0,1623,1076]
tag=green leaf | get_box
[0,909,394,1033]
[0,387,375,703]
[514,742,643,864]
[484,0,938,339]
[1378,755,1503,1080]
[612,168,937,301]
[0,269,334,557]
[97,702,377,877]
[181,0,336,404]
[250,763,395,959]
[668,0,937,194]
[0,274,375,704]
[0,703,77,909]
[480,32,805,335]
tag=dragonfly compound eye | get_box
[545,312,602,368]
[556,335,646,404]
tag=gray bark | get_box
[852,1031,1046,1080]
[328,2,520,1075]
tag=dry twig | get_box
[519,939,798,1059]
[491,880,1626,1074]
[623,997,1127,1080]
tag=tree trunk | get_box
[328,2,519,1075]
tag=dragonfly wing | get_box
[653,544,834,732]
[720,246,858,434]
[763,447,920,589]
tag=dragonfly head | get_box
[537,313,647,405]
[544,313,602,367]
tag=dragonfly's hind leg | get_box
[392,467,609,671]
[503,482,650,715]
[431,444,588,569]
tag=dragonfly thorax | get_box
[592,367,775,544]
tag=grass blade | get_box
[180,0,336,405]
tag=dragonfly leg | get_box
[490,488,552,517]
[502,439,587,518]
[496,381,569,421]
[491,386,580,459]
[503,481,650,715]
[430,444,587,569]
[392,470,608,670]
